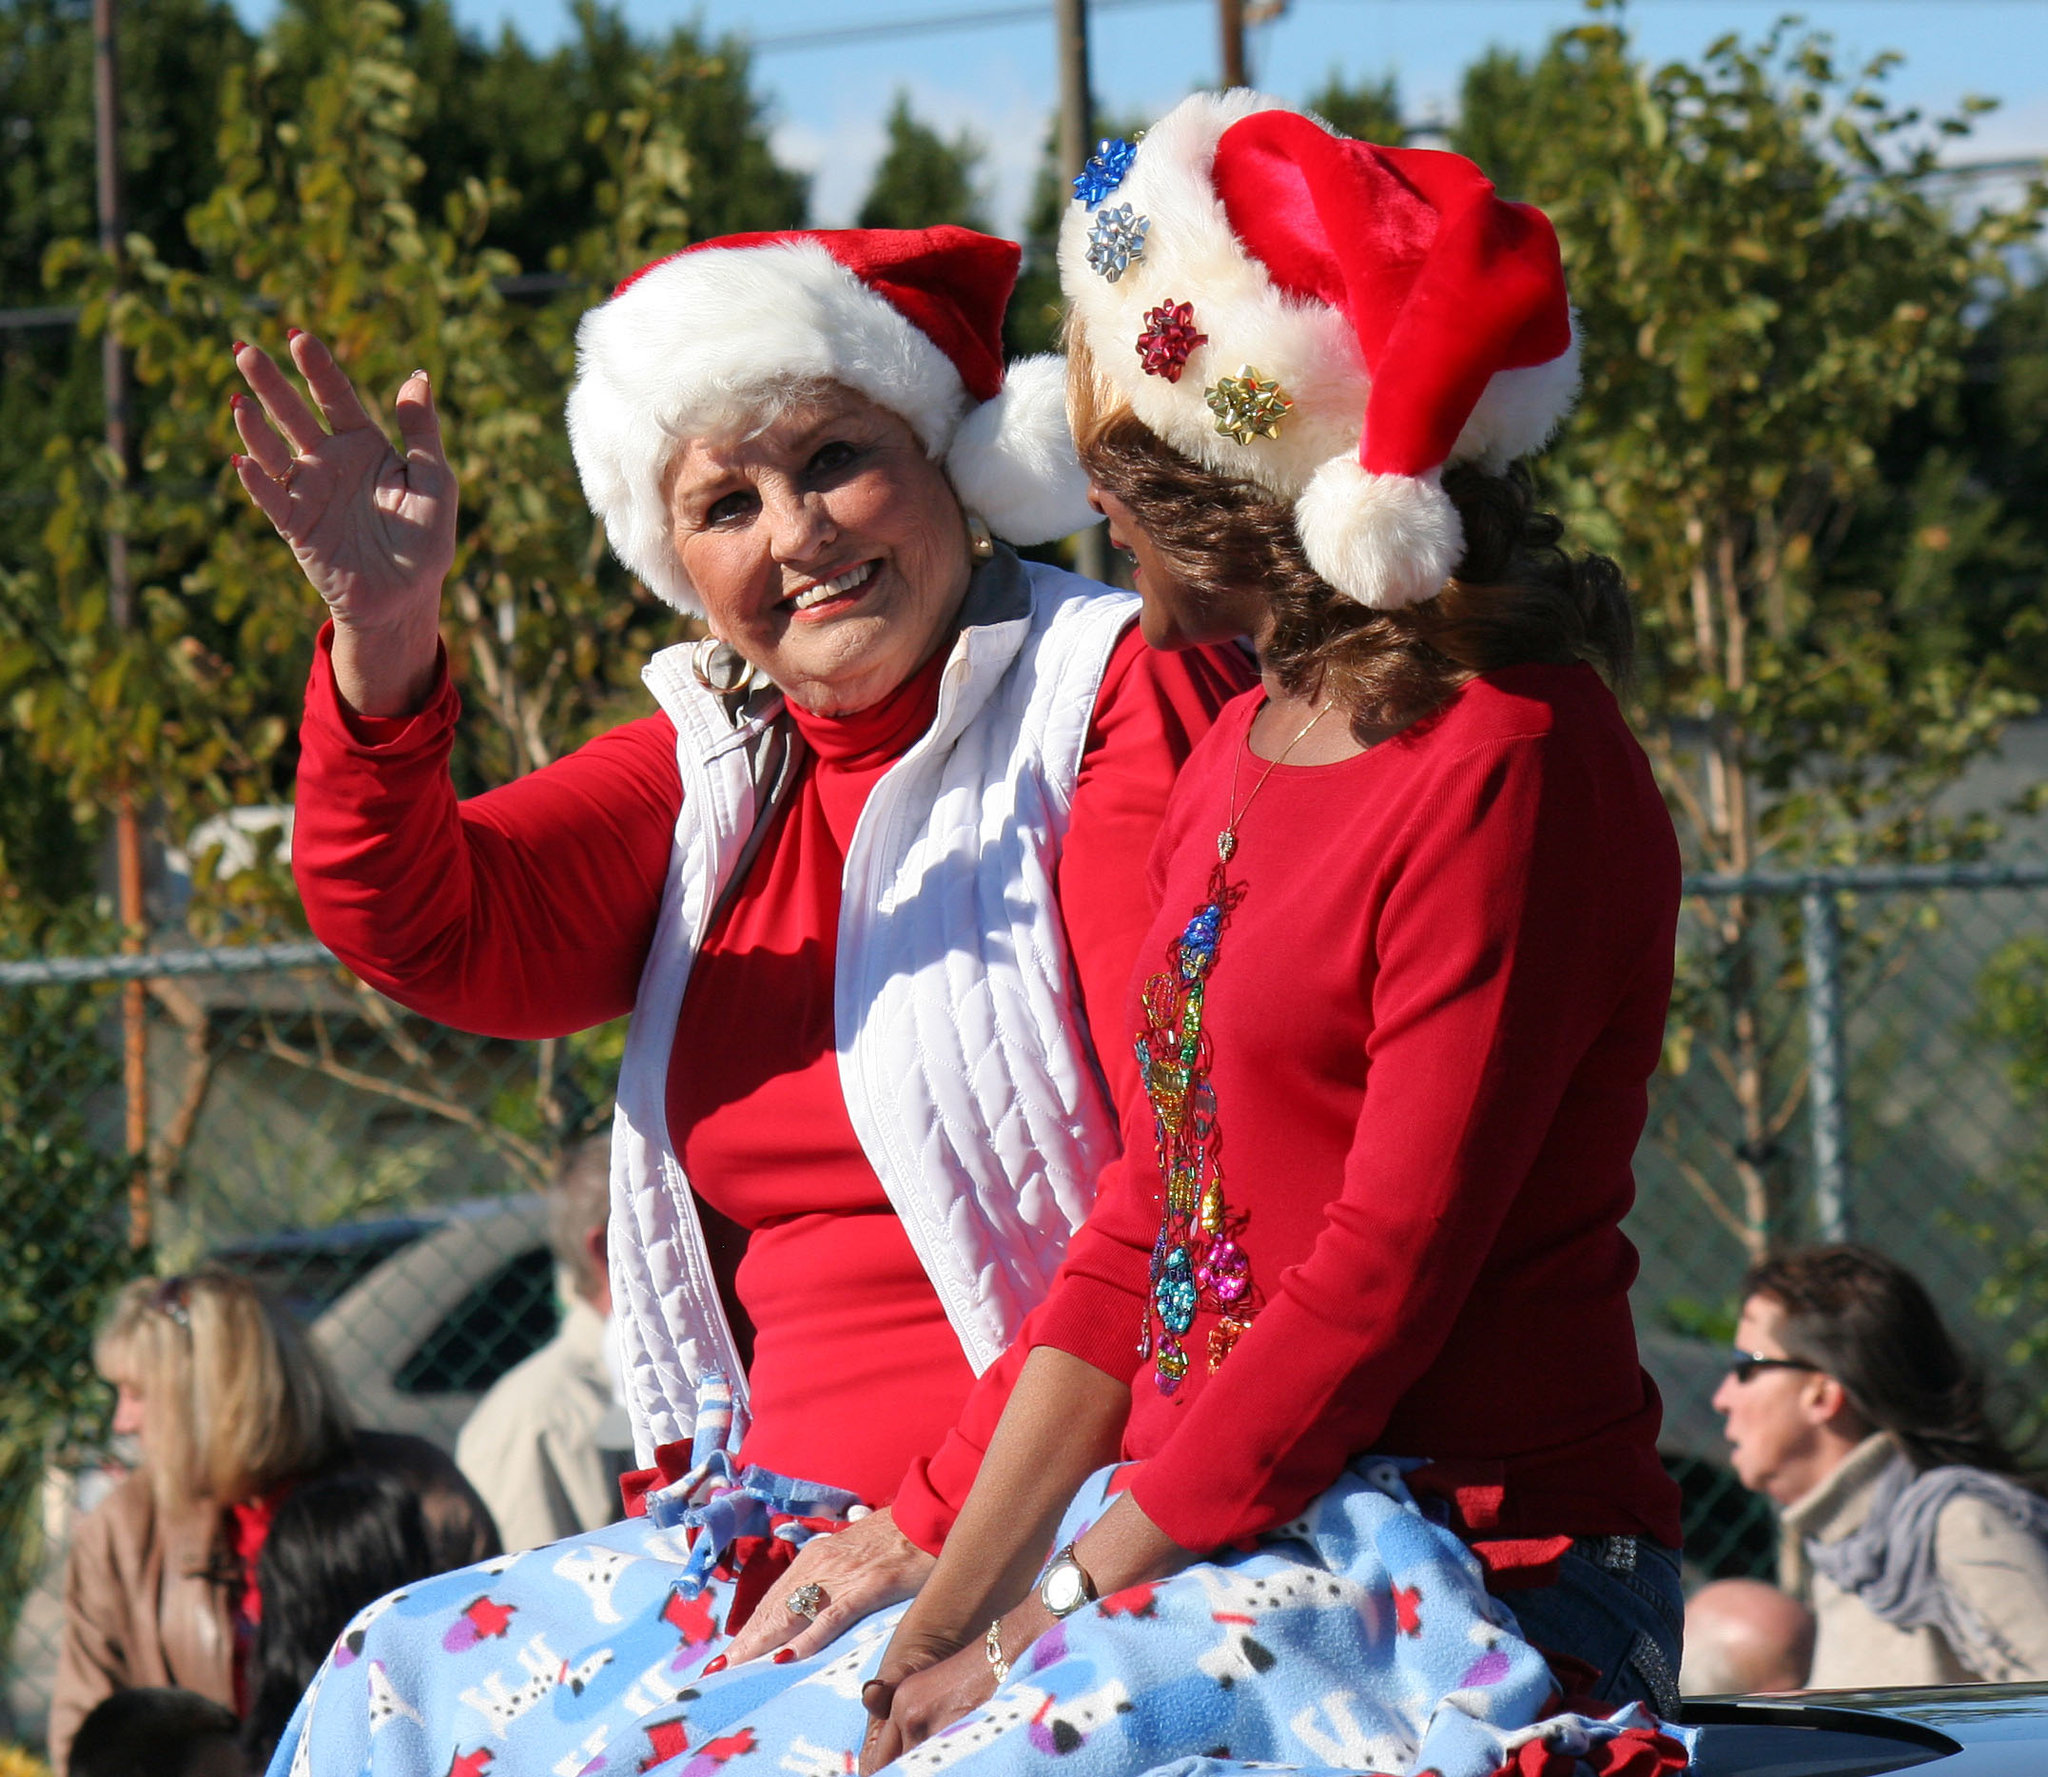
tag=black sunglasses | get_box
[1727,1348,1821,1385]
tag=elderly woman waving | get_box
[233,226,1246,1773]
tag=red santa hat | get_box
[568,226,1095,612]
[1060,94,1579,609]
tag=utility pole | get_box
[1054,0,1108,584]
[93,0,150,1249]
[1218,0,1247,90]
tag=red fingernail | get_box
[230,454,244,468]
[287,326,303,340]
[231,340,246,354]
[701,1654,727,1675]
[230,393,243,409]
[773,1648,796,1665]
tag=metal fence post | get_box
[1800,885,1852,1240]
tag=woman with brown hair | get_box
[49,1269,495,1772]
[835,94,1690,1774]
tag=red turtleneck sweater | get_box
[673,645,982,1500]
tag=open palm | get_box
[230,331,457,632]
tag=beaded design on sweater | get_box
[1135,842,1260,1392]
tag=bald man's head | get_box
[1681,1578,1815,1695]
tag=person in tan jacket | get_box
[455,1139,632,1552]
[1708,1244,2048,1690]
[49,1269,498,1773]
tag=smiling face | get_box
[667,385,973,716]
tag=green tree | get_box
[0,0,258,642]
[0,0,255,302]
[1450,13,2044,1252]
[1943,279,2048,696]
[1968,935,2048,1417]
[856,91,988,233]
[1304,69,1405,144]
[0,0,709,1171]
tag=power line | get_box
[748,0,1185,54]
[750,0,2048,42]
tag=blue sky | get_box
[229,0,2048,233]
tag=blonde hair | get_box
[96,1269,354,1512]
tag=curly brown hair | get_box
[1069,344,1634,741]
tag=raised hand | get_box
[230,331,454,716]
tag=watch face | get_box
[1044,1561,1088,1615]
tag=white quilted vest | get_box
[609,553,1140,1463]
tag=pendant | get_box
[1217,830,1237,863]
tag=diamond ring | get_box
[787,1582,828,1620]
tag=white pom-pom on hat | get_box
[945,354,1097,545]
[1296,458,1464,610]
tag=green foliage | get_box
[0,980,148,1667]
[1450,11,2046,1254]
[0,0,254,302]
[1968,936,2048,1390]
[1304,69,1405,145]
[1462,14,2039,872]
[0,0,733,945]
[856,91,988,233]
[1944,279,2048,695]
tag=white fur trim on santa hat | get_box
[945,354,1097,544]
[567,240,970,611]
[1296,458,1464,610]
[1451,318,1582,470]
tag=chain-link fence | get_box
[3,862,2047,1748]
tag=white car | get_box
[217,1194,559,1451]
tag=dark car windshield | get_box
[213,1218,435,1320]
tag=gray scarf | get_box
[1805,1449,2048,1667]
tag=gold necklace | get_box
[1216,701,1335,863]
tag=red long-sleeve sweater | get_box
[291,623,1251,1507]
[896,664,1685,1555]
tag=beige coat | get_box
[1782,1431,2048,1689]
[49,1430,497,1773]
[456,1296,632,1553]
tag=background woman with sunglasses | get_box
[1712,1243,2048,1687]
[47,1269,498,1773]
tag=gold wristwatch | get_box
[1039,1543,1097,1619]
